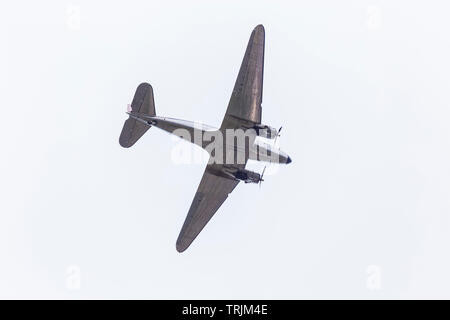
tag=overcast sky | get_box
[1,0,450,299]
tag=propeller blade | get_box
[259,166,266,188]
[262,126,284,186]
[273,126,283,146]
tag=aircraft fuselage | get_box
[128,113,291,167]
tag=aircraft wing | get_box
[176,165,239,252]
[220,24,265,128]
[176,25,265,252]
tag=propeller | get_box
[273,126,283,145]
[260,126,284,188]
[259,166,266,188]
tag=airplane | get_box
[119,25,292,252]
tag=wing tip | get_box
[119,140,132,148]
[253,24,265,38]
[250,24,265,48]
[254,24,265,32]
[176,240,189,253]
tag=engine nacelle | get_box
[222,167,262,184]
[234,169,262,184]
[252,124,278,139]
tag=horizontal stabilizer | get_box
[119,83,156,148]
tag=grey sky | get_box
[1,1,450,298]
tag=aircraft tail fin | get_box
[119,83,156,148]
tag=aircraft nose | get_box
[286,156,292,164]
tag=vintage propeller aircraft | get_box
[119,25,291,252]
